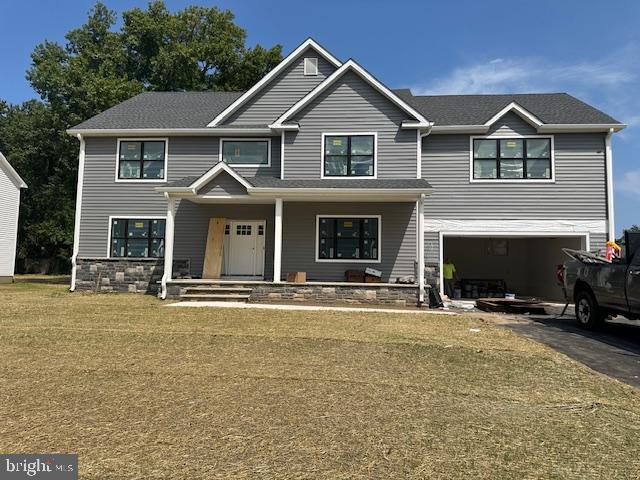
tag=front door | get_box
[224,220,265,277]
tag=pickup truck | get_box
[563,231,640,329]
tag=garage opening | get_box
[442,235,586,301]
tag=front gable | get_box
[197,170,248,196]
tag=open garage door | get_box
[442,234,587,301]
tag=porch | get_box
[157,163,431,305]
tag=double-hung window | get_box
[473,138,552,180]
[110,218,165,258]
[118,140,166,180]
[221,139,270,166]
[317,217,380,261]
[324,134,375,177]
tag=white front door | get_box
[224,221,265,277]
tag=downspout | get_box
[70,134,86,291]
[605,128,615,241]
[160,192,176,299]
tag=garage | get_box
[441,234,587,301]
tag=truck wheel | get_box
[575,290,604,330]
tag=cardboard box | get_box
[345,270,365,282]
[287,272,307,283]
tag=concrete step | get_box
[184,286,253,294]
[180,293,251,302]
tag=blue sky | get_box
[1,0,639,234]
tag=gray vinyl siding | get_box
[284,71,417,179]
[0,166,21,278]
[78,136,279,257]
[198,171,248,196]
[486,111,537,136]
[173,202,275,279]
[225,47,337,126]
[281,202,416,282]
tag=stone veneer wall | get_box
[75,258,189,294]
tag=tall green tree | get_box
[0,1,282,272]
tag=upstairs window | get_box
[473,138,552,180]
[118,140,166,180]
[222,139,270,166]
[110,218,165,258]
[304,57,318,76]
[324,134,375,177]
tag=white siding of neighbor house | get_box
[0,165,21,278]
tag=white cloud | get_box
[617,170,640,197]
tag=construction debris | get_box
[475,298,547,315]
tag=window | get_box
[110,218,165,258]
[304,57,318,76]
[317,217,380,261]
[117,140,166,180]
[472,137,552,180]
[323,134,375,177]
[222,140,270,166]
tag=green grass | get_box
[1,280,639,479]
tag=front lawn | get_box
[1,281,639,479]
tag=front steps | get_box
[180,285,253,303]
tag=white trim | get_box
[208,38,342,127]
[106,215,168,259]
[431,125,489,134]
[218,137,272,168]
[303,57,318,76]
[273,198,283,282]
[160,195,176,299]
[416,196,425,303]
[0,152,27,188]
[416,130,422,179]
[605,128,615,240]
[69,128,275,136]
[314,214,382,263]
[469,135,556,184]
[280,132,285,179]
[189,162,253,193]
[537,123,626,133]
[70,135,85,291]
[424,219,607,233]
[320,132,378,179]
[438,229,591,296]
[272,59,430,127]
[115,138,168,183]
[484,102,543,129]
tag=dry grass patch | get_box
[1,281,639,479]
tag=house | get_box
[67,38,625,304]
[0,152,27,282]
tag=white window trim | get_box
[315,214,382,263]
[219,137,272,168]
[115,138,169,183]
[320,132,378,179]
[107,215,168,259]
[469,134,555,184]
[304,57,318,76]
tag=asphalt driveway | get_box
[501,313,640,388]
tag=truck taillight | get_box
[556,264,565,285]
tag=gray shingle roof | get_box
[72,91,244,130]
[71,89,622,131]
[394,91,621,125]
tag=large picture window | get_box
[118,140,166,180]
[473,137,552,180]
[222,139,270,166]
[317,217,380,261]
[323,134,375,177]
[110,218,165,258]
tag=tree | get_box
[0,1,282,272]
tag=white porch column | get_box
[273,198,283,282]
[417,195,425,304]
[160,194,176,299]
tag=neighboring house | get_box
[0,152,27,283]
[67,38,625,304]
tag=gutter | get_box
[66,127,275,136]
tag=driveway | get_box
[499,313,640,388]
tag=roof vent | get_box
[304,57,318,76]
